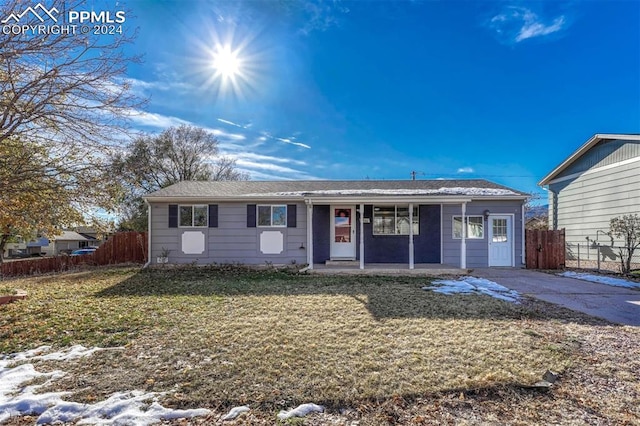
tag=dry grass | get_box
[1,266,639,425]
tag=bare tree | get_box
[0,0,144,149]
[609,214,640,274]
[0,0,145,259]
[113,125,249,231]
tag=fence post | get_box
[597,243,601,271]
[577,243,580,269]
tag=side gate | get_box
[526,229,565,269]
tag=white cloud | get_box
[457,167,474,174]
[489,6,567,43]
[230,152,308,166]
[217,118,247,129]
[127,110,191,129]
[275,137,311,149]
[516,14,565,42]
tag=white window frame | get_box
[179,205,208,228]
[452,216,484,239]
[257,205,287,228]
[373,205,419,235]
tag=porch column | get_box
[306,202,314,269]
[460,202,467,269]
[409,203,414,269]
[359,203,365,269]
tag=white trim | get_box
[460,202,466,269]
[409,203,414,270]
[452,215,485,239]
[306,202,313,269]
[330,205,356,259]
[359,203,365,270]
[143,199,152,268]
[178,204,208,228]
[256,204,287,228]
[487,214,516,267]
[440,204,444,265]
[539,133,640,186]
[521,203,525,265]
[544,155,640,185]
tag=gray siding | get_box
[548,154,640,244]
[442,201,524,267]
[558,139,640,178]
[150,202,308,265]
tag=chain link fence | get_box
[565,242,640,273]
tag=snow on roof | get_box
[245,187,520,197]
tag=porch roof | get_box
[145,179,528,203]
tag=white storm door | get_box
[488,215,513,266]
[330,206,356,259]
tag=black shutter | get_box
[169,204,178,228]
[287,204,297,228]
[208,204,218,228]
[247,204,256,227]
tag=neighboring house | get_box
[539,133,640,246]
[143,180,528,269]
[41,230,98,256]
[3,237,49,258]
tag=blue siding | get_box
[363,205,441,263]
[312,205,330,263]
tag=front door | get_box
[330,206,356,259]
[488,215,513,266]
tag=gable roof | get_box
[538,133,640,186]
[51,230,91,241]
[144,179,528,202]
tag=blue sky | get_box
[123,0,640,201]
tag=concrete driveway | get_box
[472,268,640,326]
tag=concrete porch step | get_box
[325,259,359,267]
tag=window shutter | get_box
[247,204,256,227]
[287,204,297,228]
[168,205,178,228]
[208,204,218,228]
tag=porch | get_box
[308,262,469,276]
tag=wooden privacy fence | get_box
[525,229,565,269]
[1,232,148,278]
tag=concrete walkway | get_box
[472,268,640,326]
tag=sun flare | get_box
[212,44,241,79]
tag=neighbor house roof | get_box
[538,133,640,186]
[144,179,528,202]
[51,231,91,241]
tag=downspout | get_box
[142,199,152,268]
[306,200,314,270]
[521,201,525,266]
[359,203,364,270]
[408,203,414,269]
[460,202,466,269]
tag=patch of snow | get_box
[424,277,520,303]
[245,187,518,197]
[277,403,324,420]
[222,405,250,421]
[559,271,640,289]
[0,346,210,425]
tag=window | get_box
[373,205,419,235]
[179,205,208,227]
[453,216,484,239]
[257,205,287,227]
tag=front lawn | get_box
[1,266,638,424]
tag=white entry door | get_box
[488,215,513,266]
[330,206,356,259]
